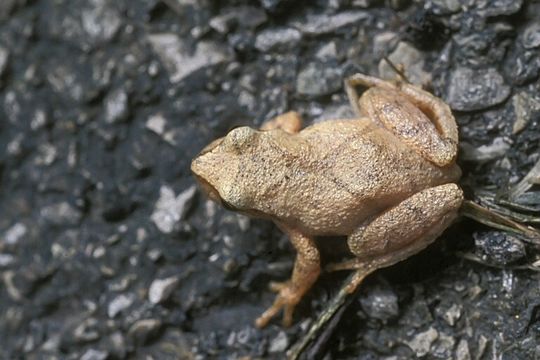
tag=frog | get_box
[191,73,463,328]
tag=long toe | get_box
[255,283,302,328]
[255,297,285,328]
[269,281,289,292]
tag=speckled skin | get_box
[193,120,460,235]
[191,74,464,328]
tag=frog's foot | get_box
[255,226,320,328]
[260,111,302,134]
[255,281,302,328]
[326,258,365,272]
[325,260,377,293]
[345,72,459,167]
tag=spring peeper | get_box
[191,73,463,328]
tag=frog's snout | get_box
[191,160,220,202]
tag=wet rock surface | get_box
[1,1,539,359]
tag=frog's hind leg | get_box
[345,73,394,117]
[327,184,463,292]
[344,73,459,167]
[255,225,320,328]
[396,82,459,160]
[260,111,303,134]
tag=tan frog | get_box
[191,73,463,328]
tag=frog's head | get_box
[191,126,259,210]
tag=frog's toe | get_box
[255,298,298,328]
[269,280,289,292]
[255,296,285,328]
[255,283,301,328]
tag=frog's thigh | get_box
[360,87,458,167]
[259,111,302,134]
[347,183,463,268]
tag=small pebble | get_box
[296,61,342,97]
[446,67,511,112]
[149,276,179,304]
[406,327,439,357]
[151,185,197,234]
[108,294,135,318]
[80,349,109,360]
[474,231,526,266]
[268,331,289,353]
[128,319,163,344]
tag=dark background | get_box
[1,0,540,358]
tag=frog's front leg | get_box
[345,73,458,167]
[328,184,463,283]
[260,111,302,134]
[255,225,320,328]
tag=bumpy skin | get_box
[191,74,464,327]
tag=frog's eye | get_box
[225,126,257,151]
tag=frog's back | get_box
[274,118,461,235]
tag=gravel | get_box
[460,137,512,162]
[440,303,462,326]
[359,284,399,322]
[209,6,267,34]
[145,113,167,135]
[147,34,233,83]
[254,27,302,52]
[292,11,369,35]
[296,61,342,97]
[1,1,539,359]
[0,254,15,268]
[268,330,289,353]
[428,0,461,14]
[151,185,197,234]
[455,339,472,360]
[474,232,527,266]
[512,91,540,134]
[40,202,83,226]
[148,276,179,304]
[128,319,163,345]
[478,0,523,17]
[0,46,8,77]
[522,22,540,49]
[81,0,122,46]
[104,88,129,123]
[80,349,109,360]
[446,67,511,112]
[107,294,135,318]
[405,327,439,357]
[3,223,27,246]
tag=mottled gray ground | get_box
[1,0,540,359]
